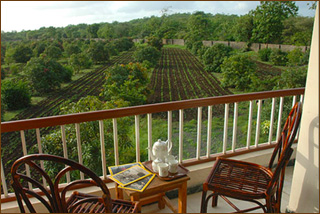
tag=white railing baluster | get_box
[300,94,304,103]
[20,130,32,190]
[292,95,297,107]
[36,128,47,187]
[135,115,140,162]
[276,97,284,141]
[148,114,153,160]
[196,107,202,160]
[61,125,71,183]
[179,109,184,163]
[75,123,84,180]
[112,119,119,166]
[168,111,172,153]
[246,101,253,149]
[255,100,262,147]
[207,106,213,157]
[1,159,8,197]
[99,120,107,179]
[268,98,276,144]
[232,102,238,152]
[223,104,229,154]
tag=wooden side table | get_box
[116,175,190,213]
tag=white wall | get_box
[287,4,319,213]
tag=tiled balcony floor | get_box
[142,166,294,213]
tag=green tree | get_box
[1,79,31,110]
[101,63,150,106]
[221,54,257,90]
[113,37,134,52]
[87,23,100,38]
[12,45,33,63]
[69,53,92,73]
[64,42,81,56]
[133,46,160,67]
[269,49,288,66]
[88,41,109,64]
[44,45,63,59]
[251,1,298,43]
[234,14,254,42]
[26,57,72,94]
[202,43,233,73]
[276,67,307,89]
[146,36,163,50]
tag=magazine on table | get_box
[119,173,155,192]
[108,162,145,175]
[109,165,152,186]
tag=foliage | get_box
[258,48,272,62]
[9,44,33,63]
[69,53,93,73]
[1,68,5,80]
[113,37,134,52]
[202,43,233,73]
[276,67,307,89]
[101,63,150,106]
[33,42,46,57]
[41,96,141,179]
[186,11,212,44]
[133,46,160,67]
[287,48,308,66]
[234,14,254,42]
[88,41,109,64]
[269,49,288,66]
[146,36,163,50]
[251,1,298,43]
[43,45,63,59]
[221,53,257,90]
[64,42,82,56]
[25,57,72,94]
[1,79,31,110]
[190,41,204,56]
[282,16,314,46]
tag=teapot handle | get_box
[166,140,172,154]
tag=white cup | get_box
[152,159,162,173]
[168,159,179,174]
[158,163,169,177]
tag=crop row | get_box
[148,48,232,104]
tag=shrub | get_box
[258,48,272,62]
[269,49,288,66]
[114,37,134,52]
[101,63,150,106]
[69,53,93,73]
[12,45,33,63]
[276,67,307,89]
[191,41,204,56]
[147,36,163,50]
[221,54,257,90]
[26,57,72,94]
[88,41,109,64]
[1,79,31,110]
[202,43,233,73]
[133,46,160,67]
[287,48,308,66]
[44,45,63,59]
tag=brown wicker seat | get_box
[11,154,139,213]
[200,102,302,213]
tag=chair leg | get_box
[200,190,208,213]
[265,196,274,213]
[211,192,218,207]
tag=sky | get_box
[1,1,317,32]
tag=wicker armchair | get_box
[200,102,302,213]
[11,154,139,213]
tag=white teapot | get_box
[150,139,172,162]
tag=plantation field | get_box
[148,48,232,103]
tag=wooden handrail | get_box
[1,88,304,133]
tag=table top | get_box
[123,175,190,197]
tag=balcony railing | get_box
[1,88,304,202]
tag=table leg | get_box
[158,193,166,209]
[178,181,187,213]
[131,195,141,213]
[115,183,124,199]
